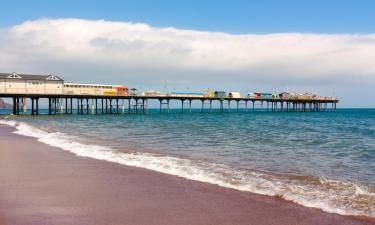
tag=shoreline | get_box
[0,125,374,225]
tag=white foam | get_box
[1,119,374,218]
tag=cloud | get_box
[0,18,374,93]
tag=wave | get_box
[1,119,374,218]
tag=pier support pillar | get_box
[17,97,20,115]
[30,98,37,115]
[16,97,20,115]
[142,98,146,114]
[116,99,119,114]
[110,99,113,114]
[76,98,79,114]
[30,98,39,115]
[121,99,125,114]
[12,97,17,115]
[55,98,58,115]
[159,99,162,114]
[105,99,108,114]
[22,97,27,113]
[134,98,138,114]
[36,98,39,115]
[95,99,98,115]
[101,98,104,114]
[65,98,68,114]
[80,98,83,115]
[31,98,35,115]
[49,98,52,115]
[91,99,94,114]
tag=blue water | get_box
[1,108,374,217]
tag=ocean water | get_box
[1,108,374,218]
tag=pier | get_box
[0,72,338,115]
[0,93,338,115]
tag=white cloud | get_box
[0,18,374,102]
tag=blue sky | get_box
[0,0,374,107]
[1,0,374,33]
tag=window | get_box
[28,81,43,85]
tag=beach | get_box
[0,124,373,225]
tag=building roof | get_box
[0,72,63,81]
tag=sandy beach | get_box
[0,125,373,225]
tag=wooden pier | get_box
[0,93,338,115]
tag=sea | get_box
[1,108,374,218]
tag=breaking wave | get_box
[1,119,374,218]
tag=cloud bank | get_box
[0,18,374,102]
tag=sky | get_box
[0,0,374,107]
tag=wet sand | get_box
[0,125,373,225]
